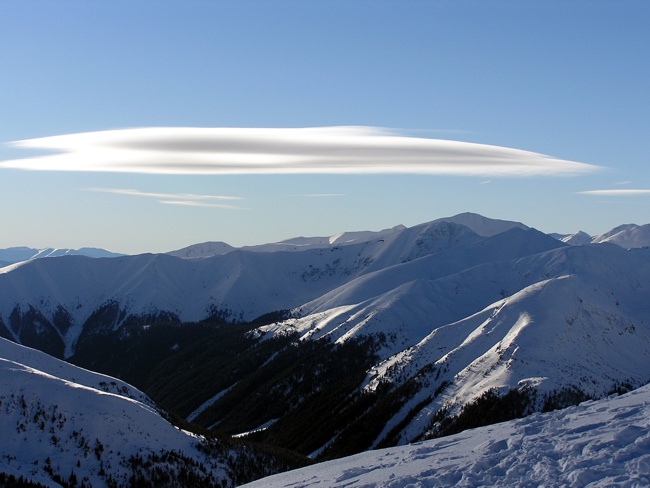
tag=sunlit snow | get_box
[243,386,650,487]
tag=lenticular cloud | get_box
[578,189,650,196]
[2,126,600,176]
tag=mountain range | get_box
[556,223,650,249]
[0,213,536,358]
[0,247,123,268]
[1,212,650,485]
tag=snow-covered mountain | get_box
[592,223,650,248]
[257,226,565,359]
[2,212,650,469]
[0,246,123,266]
[242,384,650,487]
[166,241,236,258]
[430,211,529,236]
[167,224,409,257]
[248,237,650,451]
[166,212,525,259]
[560,230,593,246]
[0,338,298,487]
[554,223,650,249]
[0,214,530,358]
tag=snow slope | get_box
[0,338,233,487]
[256,241,650,449]
[0,249,379,357]
[0,336,154,407]
[258,227,566,358]
[368,265,650,445]
[242,384,650,487]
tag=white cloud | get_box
[2,126,601,177]
[159,200,241,209]
[578,189,650,196]
[88,187,243,209]
[89,187,242,201]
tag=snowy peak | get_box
[432,212,529,237]
[592,223,650,248]
[560,230,593,246]
[166,241,236,258]
[554,223,650,249]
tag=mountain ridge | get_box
[163,212,527,258]
[0,247,124,266]
[3,213,648,267]
[1,212,650,475]
[0,216,534,358]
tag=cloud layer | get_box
[578,189,650,196]
[90,188,243,209]
[2,127,600,177]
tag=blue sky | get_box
[1,1,648,254]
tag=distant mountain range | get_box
[167,214,649,260]
[166,212,528,259]
[1,212,650,486]
[555,223,650,249]
[0,246,123,267]
[2,214,647,267]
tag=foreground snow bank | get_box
[243,384,650,487]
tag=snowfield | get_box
[243,384,650,487]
